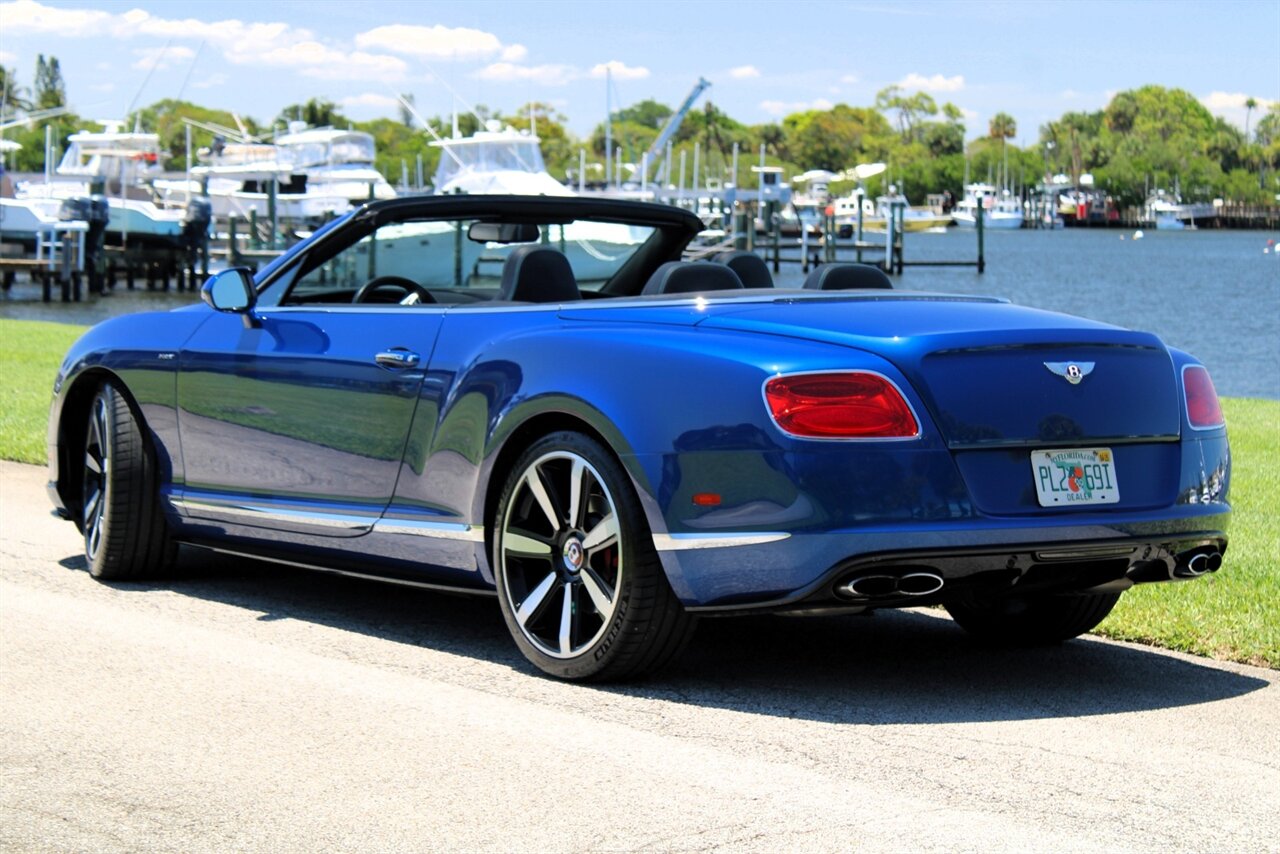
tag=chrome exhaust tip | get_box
[836,570,945,599]
[1174,549,1222,578]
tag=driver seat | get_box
[498,245,581,303]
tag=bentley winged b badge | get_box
[1044,361,1095,385]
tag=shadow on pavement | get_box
[59,544,1271,726]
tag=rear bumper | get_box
[658,505,1230,610]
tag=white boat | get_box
[275,124,396,203]
[1145,190,1213,231]
[14,123,186,244]
[831,192,952,233]
[409,123,641,284]
[430,122,573,196]
[155,130,355,221]
[952,183,1024,229]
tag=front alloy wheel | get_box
[494,432,694,680]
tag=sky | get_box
[1,0,1278,145]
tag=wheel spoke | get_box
[580,567,614,616]
[515,572,557,627]
[84,450,102,476]
[504,532,553,558]
[558,581,574,655]
[567,458,586,529]
[524,468,561,530]
[581,513,618,552]
[83,487,101,526]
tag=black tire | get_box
[944,589,1121,645]
[80,382,176,580]
[493,431,696,681]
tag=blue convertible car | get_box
[47,195,1230,680]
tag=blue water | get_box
[774,228,1280,400]
[3,228,1277,398]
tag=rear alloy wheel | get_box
[81,382,176,580]
[494,432,695,681]
[944,590,1122,645]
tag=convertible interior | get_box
[260,195,892,309]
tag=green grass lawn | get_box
[2,317,1276,667]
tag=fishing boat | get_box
[275,123,396,203]
[357,122,643,285]
[1145,189,1214,231]
[14,122,186,245]
[430,121,573,196]
[952,183,1024,229]
[831,191,953,233]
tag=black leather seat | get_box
[803,263,893,290]
[713,250,773,289]
[497,245,581,303]
[641,261,744,296]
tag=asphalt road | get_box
[2,459,1278,852]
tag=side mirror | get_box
[201,268,260,328]
[468,221,541,244]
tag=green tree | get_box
[1245,97,1258,140]
[128,99,265,170]
[274,98,349,131]
[874,85,938,141]
[1,66,33,113]
[33,55,66,110]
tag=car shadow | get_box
[59,546,1271,725]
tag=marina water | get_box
[2,228,1276,399]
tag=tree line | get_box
[2,56,1276,207]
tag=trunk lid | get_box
[696,295,1181,446]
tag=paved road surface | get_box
[2,460,1277,852]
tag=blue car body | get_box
[47,196,1230,677]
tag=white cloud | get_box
[340,93,400,110]
[355,24,505,61]
[897,72,965,93]
[1201,91,1275,131]
[475,63,577,86]
[0,50,16,65]
[0,1,406,81]
[192,73,228,90]
[0,0,111,36]
[501,43,528,62]
[1060,89,1082,100]
[840,73,859,84]
[589,60,649,81]
[89,82,115,93]
[730,65,760,79]
[759,98,834,117]
[130,45,195,72]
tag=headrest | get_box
[498,245,581,303]
[803,263,893,291]
[713,250,773,289]
[641,261,744,296]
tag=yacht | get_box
[952,183,1024,229]
[16,122,186,244]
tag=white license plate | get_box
[1031,447,1120,507]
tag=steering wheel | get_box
[353,276,436,304]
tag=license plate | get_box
[1031,448,1120,507]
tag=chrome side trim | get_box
[651,532,791,551]
[173,498,375,532]
[372,519,485,541]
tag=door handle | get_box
[375,349,421,369]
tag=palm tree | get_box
[1245,97,1258,140]
[989,113,1017,188]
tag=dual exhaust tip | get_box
[1173,549,1223,579]
[836,570,945,600]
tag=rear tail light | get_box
[1182,365,1224,429]
[764,371,919,439]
